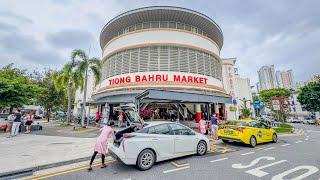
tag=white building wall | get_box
[234,75,253,117]
[102,30,220,58]
[73,73,98,117]
[222,58,237,120]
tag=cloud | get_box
[0,11,33,24]
[46,29,96,50]
[0,22,18,32]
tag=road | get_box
[27,123,320,180]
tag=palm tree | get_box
[72,49,101,127]
[53,51,83,123]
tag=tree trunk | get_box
[47,108,50,122]
[67,79,72,123]
[81,68,88,127]
[9,106,13,114]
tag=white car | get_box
[109,121,209,170]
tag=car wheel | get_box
[250,136,257,148]
[197,140,207,156]
[272,133,278,143]
[137,149,155,171]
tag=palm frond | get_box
[71,49,88,64]
[90,66,101,85]
[88,57,101,69]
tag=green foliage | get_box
[259,88,291,102]
[271,110,289,122]
[0,64,40,109]
[35,70,66,120]
[297,76,320,112]
[273,123,293,133]
[240,106,252,118]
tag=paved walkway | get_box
[0,134,96,174]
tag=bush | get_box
[273,123,293,133]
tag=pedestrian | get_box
[25,112,34,133]
[198,118,207,134]
[210,114,218,140]
[88,125,115,171]
[95,112,101,127]
[10,109,22,137]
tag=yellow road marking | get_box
[21,159,115,180]
[171,161,190,168]
[218,146,232,154]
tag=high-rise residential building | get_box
[275,71,283,88]
[275,70,295,89]
[257,65,276,91]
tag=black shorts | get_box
[25,121,32,125]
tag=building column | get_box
[215,103,220,123]
[195,104,201,123]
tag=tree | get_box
[297,76,320,113]
[0,64,39,112]
[73,49,101,127]
[36,71,66,122]
[53,52,82,123]
[259,88,291,103]
[258,88,291,122]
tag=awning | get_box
[135,89,231,104]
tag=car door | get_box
[148,124,175,160]
[249,121,264,143]
[168,123,197,155]
[259,122,272,141]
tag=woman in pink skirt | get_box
[88,125,115,171]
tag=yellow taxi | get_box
[217,119,277,147]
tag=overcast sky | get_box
[1,0,319,85]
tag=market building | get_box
[77,6,233,122]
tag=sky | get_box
[0,0,319,85]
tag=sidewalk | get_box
[0,134,96,175]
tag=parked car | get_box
[218,119,277,147]
[109,104,209,170]
[304,118,316,125]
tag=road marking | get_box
[295,140,303,143]
[305,138,309,141]
[246,160,287,177]
[21,159,116,180]
[218,146,233,153]
[281,143,290,147]
[271,165,319,180]
[210,157,228,163]
[241,152,255,156]
[171,161,190,168]
[257,147,266,150]
[163,166,190,174]
[264,147,275,151]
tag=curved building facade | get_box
[93,6,230,121]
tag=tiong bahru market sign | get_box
[98,71,223,92]
[109,73,208,85]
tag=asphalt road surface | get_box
[33,123,320,180]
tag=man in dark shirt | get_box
[11,109,22,136]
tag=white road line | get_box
[264,147,275,151]
[241,152,255,156]
[306,136,309,138]
[281,143,290,147]
[163,166,190,174]
[257,147,266,150]
[295,140,303,143]
[210,157,228,163]
[305,138,309,141]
